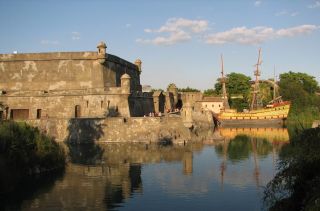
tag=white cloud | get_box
[308,1,320,8]
[71,31,80,40]
[137,30,191,45]
[205,25,319,45]
[137,18,208,45]
[254,0,262,7]
[276,25,318,37]
[275,10,298,17]
[40,40,60,45]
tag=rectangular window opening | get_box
[36,109,42,119]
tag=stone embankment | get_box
[27,112,214,144]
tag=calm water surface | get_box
[2,127,289,211]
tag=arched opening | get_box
[75,105,81,118]
[176,99,183,110]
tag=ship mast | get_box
[250,48,263,110]
[273,65,276,101]
[220,54,230,109]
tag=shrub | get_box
[264,127,320,210]
[0,121,65,175]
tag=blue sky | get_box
[1,0,320,90]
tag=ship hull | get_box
[218,102,290,127]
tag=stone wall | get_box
[129,92,154,116]
[26,117,193,144]
[0,42,151,119]
[2,91,131,119]
[0,52,140,92]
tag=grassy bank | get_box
[264,127,320,210]
[0,121,66,194]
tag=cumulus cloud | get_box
[205,25,319,45]
[40,40,60,45]
[308,1,320,8]
[137,18,208,45]
[254,0,262,7]
[71,32,80,40]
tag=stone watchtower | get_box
[182,102,194,128]
[121,73,131,94]
[97,41,107,64]
[134,59,142,75]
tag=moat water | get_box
[1,127,290,211]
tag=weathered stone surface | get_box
[0,42,150,119]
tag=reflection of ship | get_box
[218,49,291,126]
[219,127,289,143]
[216,128,288,190]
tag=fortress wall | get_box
[27,117,191,143]
[129,95,154,116]
[0,52,104,91]
[2,91,130,119]
[105,55,141,91]
[0,49,143,119]
[0,52,141,92]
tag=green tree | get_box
[178,86,200,92]
[151,88,164,92]
[203,89,216,96]
[279,71,320,123]
[215,72,251,111]
[247,82,274,106]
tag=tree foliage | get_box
[264,128,320,211]
[279,71,319,106]
[203,89,216,96]
[214,72,251,111]
[279,71,320,123]
[178,86,200,92]
[0,121,65,174]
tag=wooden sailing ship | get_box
[218,49,291,126]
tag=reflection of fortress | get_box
[18,136,286,209]
[20,143,197,209]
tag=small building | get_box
[197,97,225,114]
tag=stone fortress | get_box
[0,41,225,142]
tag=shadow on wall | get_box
[105,106,119,117]
[65,118,104,144]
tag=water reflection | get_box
[67,142,104,165]
[1,127,290,211]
